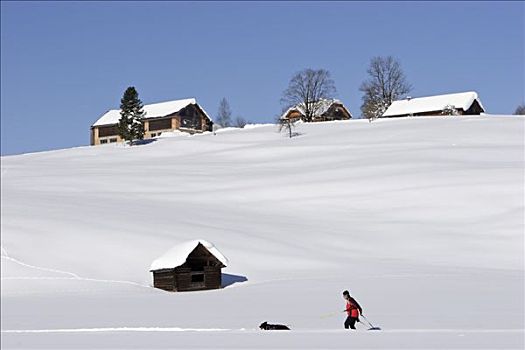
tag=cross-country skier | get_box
[342,290,363,330]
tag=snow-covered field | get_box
[1,116,524,349]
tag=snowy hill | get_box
[1,116,524,349]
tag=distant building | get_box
[280,99,352,122]
[90,98,213,145]
[150,240,228,292]
[382,91,485,118]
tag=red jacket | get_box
[345,297,363,318]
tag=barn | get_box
[280,99,352,122]
[150,240,228,292]
[382,91,485,118]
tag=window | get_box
[100,139,108,144]
[98,125,119,137]
[149,118,172,131]
[191,274,204,283]
[109,138,117,143]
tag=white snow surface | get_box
[92,98,211,126]
[382,91,484,117]
[1,115,524,349]
[150,239,228,271]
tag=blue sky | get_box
[1,1,523,155]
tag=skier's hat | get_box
[343,290,350,296]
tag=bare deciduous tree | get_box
[216,98,232,127]
[514,104,525,115]
[278,118,297,138]
[281,68,337,122]
[360,56,412,119]
[234,116,248,128]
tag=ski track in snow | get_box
[2,327,523,334]
[1,244,9,258]
[1,248,150,289]
[1,327,235,334]
[1,255,81,279]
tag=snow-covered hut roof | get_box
[92,98,212,127]
[382,91,484,117]
[280,99,349,119]
[150,239,228,271]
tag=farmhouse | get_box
[280,99,352,122]
[90,98,213,145]
[150,240,228,292]
[382,91,485,118]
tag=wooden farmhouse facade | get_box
[382,91,485,118]
[90,98,213,145]
[150,240,228,292]
[280,99,352,122]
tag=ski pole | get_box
[359,315,373,328]
[360,315,381,330]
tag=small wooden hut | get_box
[150,240,228,292]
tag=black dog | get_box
[259,321,290,330]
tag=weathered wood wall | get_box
[153,270,175,291]
[464,100,484,115]
[204,266,221,289]
[174,267,191,291]
[152,266,222,292]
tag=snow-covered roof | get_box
[382,91,484,117]
[92,98,212,127]
[150,239,228,271]
[280,99,349,119]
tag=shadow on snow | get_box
[222,273,248,288]
[131,139,158,146]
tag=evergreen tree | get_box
[118,87,145,145]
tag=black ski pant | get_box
[344,316,358,329]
